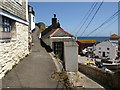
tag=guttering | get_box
[0,9,29,25]
[50,37,73,39]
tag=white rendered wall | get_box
[95,45,117,60]
[29,13,35,31]
[64,42,78,72]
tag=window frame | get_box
[99,47,101,50]
[2,16,12,32]
[98,51,101,53]
[0,16,14,40]
[107,48,110,50]
[107,52,110,54]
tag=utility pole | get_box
[118,1,120,59]
[118,36,120,59]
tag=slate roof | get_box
[50,28,74,37]
[97,41,117,47]
[41,27,74,39]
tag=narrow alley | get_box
[2,27,64,88]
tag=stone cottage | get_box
[0,0,29,78]
[40,14,78,72]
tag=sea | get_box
[77,36,110,42]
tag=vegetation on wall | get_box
[36,22,46,31]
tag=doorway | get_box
[53,42,64,61]
[102,52,105,57]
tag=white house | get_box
[28,5,35,32]
[94,41,118,60]
[82,46,94,57]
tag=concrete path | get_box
[2,27,63,88]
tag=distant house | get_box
[76,40,99,55]
[0,0,29,78]
[28,5,35,32]
[94,41,118,60]
[110,34,119,44]
[41,14,78,72]
[82,46,94,57]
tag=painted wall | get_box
[64,42,78,72]
[29,13,35,31]
[42,37,78,72]
[94,42,118,59]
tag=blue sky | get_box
[29,2,118,37]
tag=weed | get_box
[5,70,11,75]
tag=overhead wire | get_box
[74,1,99,37]
[95,16,118,36]
[86,9,120,36]
[71,1,97,35]
[79,0,104,37]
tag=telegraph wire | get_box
[86,9,120,36]
[72,0,99,33]
[79,0,104,37]
[74,1,99,37]
[71,1,98,36]
[95,16,118,36]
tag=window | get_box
[99,51,101,53]
[2,16,12,32]
[0,16,15,40]
[107,48,110,50]
[99,47,101,50]
[107,52,109,54]
[33,17,34,22]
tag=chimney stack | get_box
[52,14,57,28]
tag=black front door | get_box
[103,52,105,57]
[53,42,64,61]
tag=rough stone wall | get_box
[78,63,120,89]
[0,0,27,20]
[0,22,29,79]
